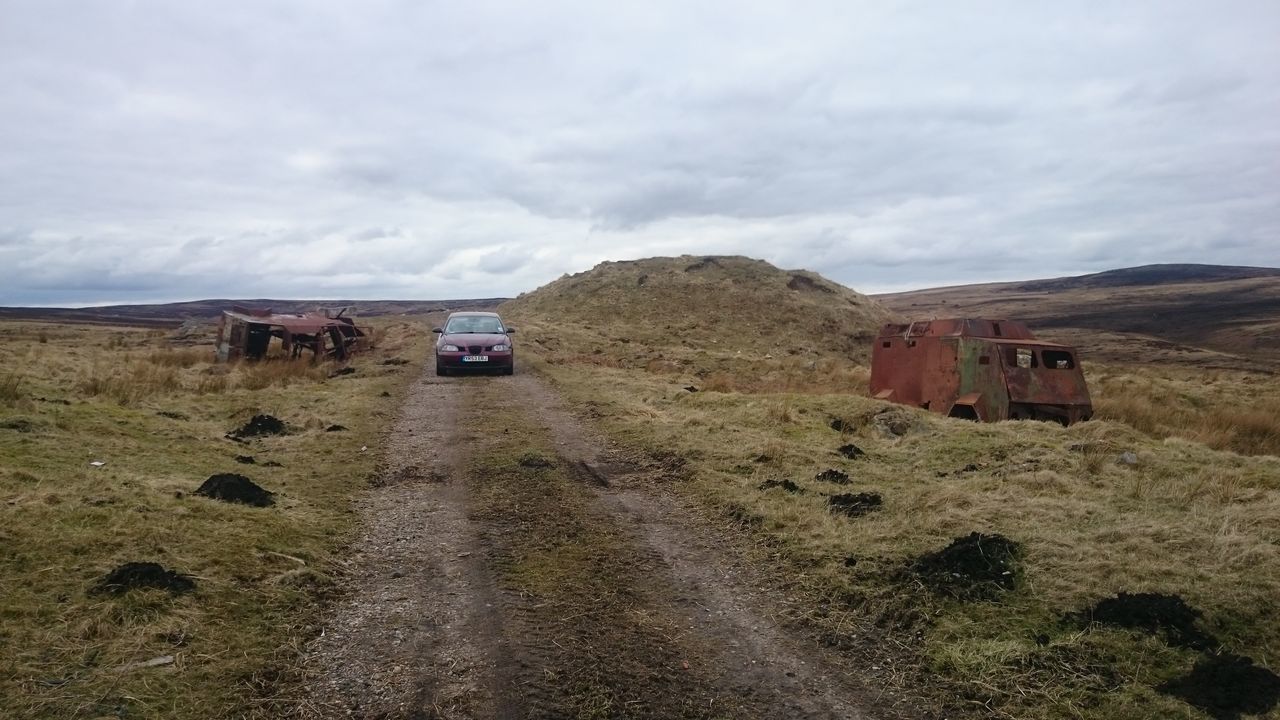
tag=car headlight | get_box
[491,343,510,352]
[441,344,460,352]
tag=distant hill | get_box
[877,264,1280,370]
[0,298,508,328]
[1015,264,1280,292]
[502,255,896,368]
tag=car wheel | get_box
[436,362,447,377]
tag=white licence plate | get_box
[462,355,489,362]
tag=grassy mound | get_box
[503,255,896,394]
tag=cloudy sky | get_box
[2,1,1277,305]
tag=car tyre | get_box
[436,362,447,377]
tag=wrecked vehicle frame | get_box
[215,306,370,363]
[869,318,1093,425]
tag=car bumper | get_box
[437,351,513,370]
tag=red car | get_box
[432,311,515,376]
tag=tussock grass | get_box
[0,373,21,407]
[146,347,210,367]
[518,347,1280,719]
[1092,364,1280,456]
[0,319,428,719]
[236,358,333,390]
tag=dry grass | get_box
[527,356,1280,717]
[0,319,429,719]
[0,373,21,407]
[1090,363,1280,456]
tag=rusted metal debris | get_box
[215,306,369,363]
[869,318,1092,425]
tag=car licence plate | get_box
[462,355,489,362]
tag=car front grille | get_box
[468,345,483,354]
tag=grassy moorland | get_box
[0,319,429,719]
[504,256,1280,720]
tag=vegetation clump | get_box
[518,452,554,469]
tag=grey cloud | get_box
[0,0,1278,305]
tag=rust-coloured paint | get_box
[869,318,1092,424]
[215,305,370,363]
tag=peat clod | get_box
[758,479,803,493]
[827,492,882,517]
[91,562,195,595]
[1077,592,1215,649]
[156,410,188,420]
[381,357,410,366]
[329,366,356,377]
[815,469,850,484]
[837,443,865,459]
[325,424,348,432]
[226,414,286,441]
[829,418,854,433]
[518,452,554,469]
[684,385,699,393]
[234,455,256,464]
[1158,654,1280,720]
[194,473,275,507]
[913,532,1021,600]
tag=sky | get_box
[1,1,1278,306]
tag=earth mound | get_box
[758,479,803,493]
[815,469,850,484]
[227,414,286,440]
[913,532,1021,600]
[194,473,276,507]
[91,562,195,595]
[501,256,896,362]
[1158,653,1280,720]
[1077,592,1214,649]
[827,492,882,517]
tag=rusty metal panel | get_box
[869,318,1092,425]
[216,307,370,363]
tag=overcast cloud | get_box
[2,0,1278,305]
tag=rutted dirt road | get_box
[301,368,917,719]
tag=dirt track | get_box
[301,369,913,719]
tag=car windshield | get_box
[444,316,504,334]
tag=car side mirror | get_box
[505,327,516,334]
[431,327,443,334]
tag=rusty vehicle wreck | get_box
[215,306,370,363]
[869,318,1092,425]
